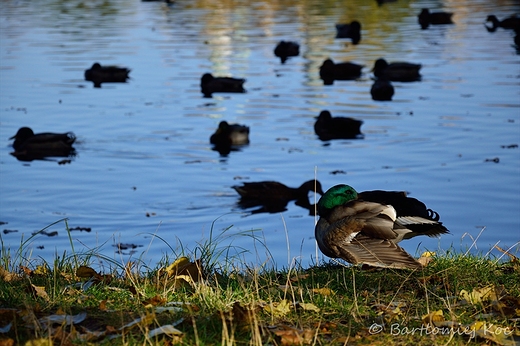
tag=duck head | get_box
[317,184,358,217]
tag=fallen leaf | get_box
[0,338,14,346]
[23,339,53,346]
[422,310,444,325]
[29,284,49,302]
[0,267,18,282]
[272,325,314,345]
[166,257,202,282]
[469,321,517,346]
[460,285,497,305]
[312,288,334,296]
[143,295,167,307]
[264,299,292,317]
[296,302,320,313]
[148,324,184,338]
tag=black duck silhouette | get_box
[84,62,130,88]
[9,127,76,161]
[319,59,363,85]
[372,58,421,82]
[314,110,363,141]
[335,21,361,44]
[418,9,454,29]
[371,79,394,101]
[200,73,246,98]
[274,41,300,63]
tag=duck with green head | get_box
[315,184,449,269]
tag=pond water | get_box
[1,0,519,271]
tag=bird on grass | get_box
[9,127,76,161]
[418,9,454,29]
[84,62,130,88]
[372,58,421,82]
[335,21,361,44]
[314,110,363,141]
[200,73,246,98]
[485,15,520,32]
[210,121,249,155]
[319,59,363,85]
[233,180,324,215]
[274,41,300,64]
[315,184,449,269]
[370,79,394,101]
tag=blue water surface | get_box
[1,0,519,270]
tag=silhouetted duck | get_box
[274,41,300,64]
[418,9,454,29]
[372,58,421,82]
[319,59,363,85]
[315,184,449,269]
[209,121,249,155]
[314,110,363,141]
[233,180,324,215]
[370,79,394,101]
[200,73,246,98]
[376,0,397,6]
[485,15,520,32]
[335,21,361,44]
[9,127,76,161]
[84,62,130,88]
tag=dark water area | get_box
[1,0,519,270]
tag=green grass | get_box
[0,220,519,345]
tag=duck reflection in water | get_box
[9,127,76,162]
[232,180,324,215]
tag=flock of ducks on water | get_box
[9,8,519,269]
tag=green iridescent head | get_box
[317,184,358,216]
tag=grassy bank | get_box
[0,221,519,345]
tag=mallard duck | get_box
[370,79,394,101]
[314,110,363,141]
[418,9,454,29]
[233,180,324,214]
[372,58,421,82]
[200,73,246,98]
[210,121,249,147]
[84,62,130,88]
[319,59,363,85]
[274,41,300,64]
[9,127,76,161]
[335,21,361,44]
[485,15,520,32]
[315,184,449,269]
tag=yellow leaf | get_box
[264,299,292,317]
[33,265,49,276]
[460,285,496,305]
[165,257,202,282]
[30,284,49,302]
[422,310,444,325]
[469,321,517,346]
[298,302,320,313]
[24,339,53,346]
[312,288,334,296]
[420,251,436,257]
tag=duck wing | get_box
[339,236,423,269]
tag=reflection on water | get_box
[0,0,519,269]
